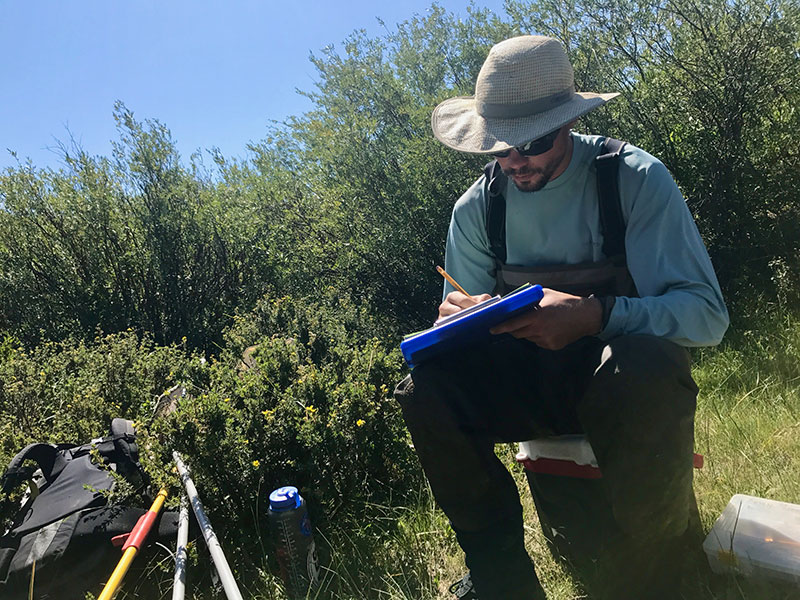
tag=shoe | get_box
[449,572,478,599]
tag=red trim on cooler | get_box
[518,453,705,478]
[518,457,603,479]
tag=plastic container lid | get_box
[703,494,800,583]
[269,486,302,510]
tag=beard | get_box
[501,163,558,192]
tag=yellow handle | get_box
[98,547,138,600]
[97,488,168,600]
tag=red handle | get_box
[121,511,157,552]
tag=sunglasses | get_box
[491,129,560,158]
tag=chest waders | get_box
[484,138,658,583]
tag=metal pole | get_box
[172,494,190,600]
[173,451,243,600]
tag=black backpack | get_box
[0,419,179,600]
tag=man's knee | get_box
[588,335,698,420]
[581,334,697,438]
[595,335,695,387]
[394,360,478,443]
[393,362,449,427]
[393,372,427,436]
[393,373,415,407]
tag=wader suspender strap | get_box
[594,138,627,258]
[484,159,508,264]
[483,137,628,265]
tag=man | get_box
[394,36,728,599]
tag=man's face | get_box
[495,126,572,192]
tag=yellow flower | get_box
[252,460,260,468]
[223,397,231,403]
[356,419,366,427]
[380,384,388,394]
[305,405,316,415]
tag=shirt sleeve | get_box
[598,153,729,347]
[442,178,497,300]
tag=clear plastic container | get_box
[268,486,320,598]
[703,494,800,584]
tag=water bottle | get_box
[268,486,320,598]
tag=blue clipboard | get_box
[400,284,544,368]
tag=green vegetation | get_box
[1,0,798,598]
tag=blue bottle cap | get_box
[269,486,301,510]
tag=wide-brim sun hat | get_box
[431,35,620,154]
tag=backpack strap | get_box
[595,137,628,258]
[108,418,144,484]
[1,443,75,493]
[484,160,508,264]
[1,419,145,496]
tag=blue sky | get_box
[1,0,508,170]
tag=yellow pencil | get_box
[436,265,469,296]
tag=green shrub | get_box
[148,293,420,560]
[0,330,202,477]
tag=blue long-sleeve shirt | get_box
[443,132,729,347]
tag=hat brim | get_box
[431,92,620,154]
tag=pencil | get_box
[436,265,470,296]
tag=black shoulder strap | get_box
[484,160,507,264]
[595,137,628,258]
[108,418,143,482]
[1,443,74,492]
[1,419,144,496]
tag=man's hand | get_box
[490,288,603,350]
[438,291,493,320]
